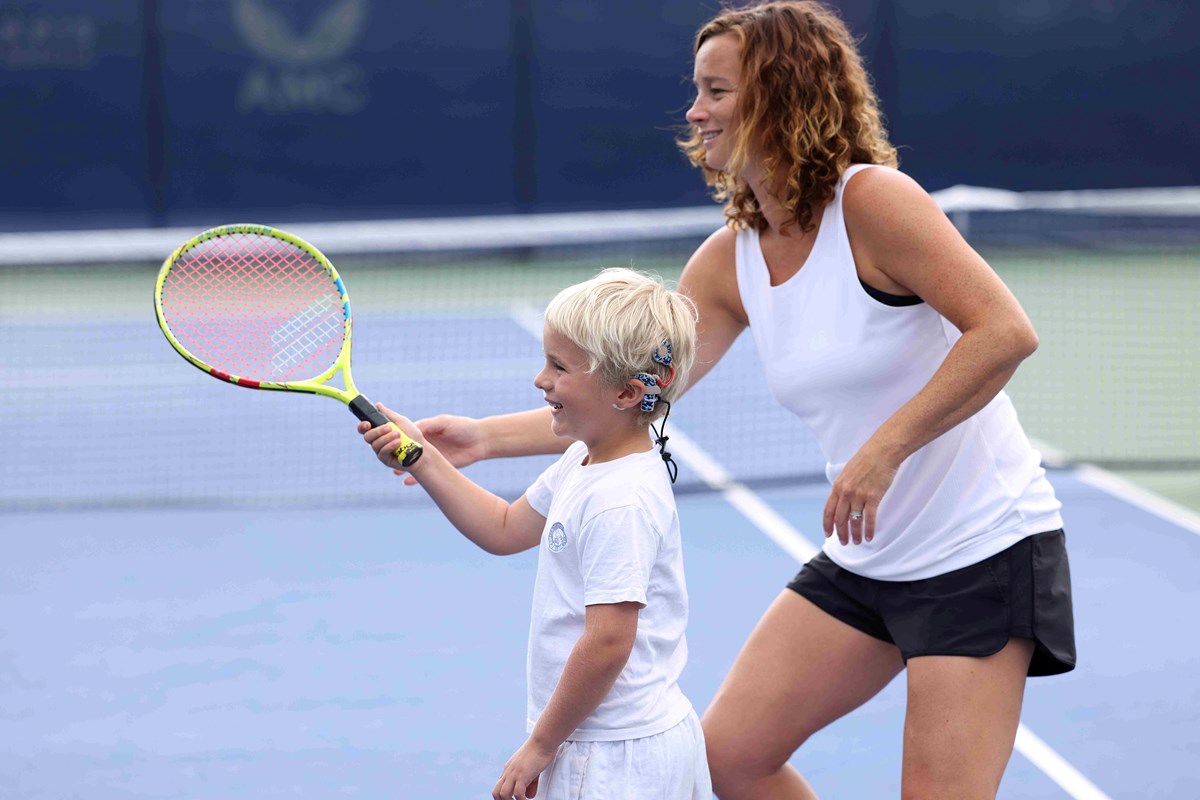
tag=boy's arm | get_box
[361,404,544,555]
[530,601,640,746]
[493,602,640,798]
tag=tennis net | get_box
[1,186,1196,510]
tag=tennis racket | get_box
[154,223,423,468]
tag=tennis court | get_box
[1,431,1197,797]
[1,195,1197,797]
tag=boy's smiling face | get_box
[535,325,618,445]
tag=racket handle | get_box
[349,396,424,468]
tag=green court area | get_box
[3,244,1196,512]
[991,249,1199,510]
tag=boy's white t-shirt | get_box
[523,439,693,742]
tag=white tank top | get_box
[735,164,1063,580]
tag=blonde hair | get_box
[678,0,898,234]
[544,267,697,422]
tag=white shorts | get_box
[537,709,711,800]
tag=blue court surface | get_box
[2,465,1197,798]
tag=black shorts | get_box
[787,530,1076,676]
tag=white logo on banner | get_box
[0,13,97,69]
[233,0,369,115]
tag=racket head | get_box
[155,223,424,468]
[154,224,354,399]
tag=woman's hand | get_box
[393,414,490,485]
[823,443,900,545]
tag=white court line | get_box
[509,304,1110,799]
[1072,464,1200,537]
[1016,726,1113,800]
[1030,435,1200,537]
[665,428,818,563]
[672,425,1112,799]
[676,428,1114,799]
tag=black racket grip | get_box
[349,395,423,468]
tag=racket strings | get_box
[271,296,340,374]
[160,233,346,382]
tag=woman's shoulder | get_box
[841,165,948,247]
[842,165,930,216]
[680,224,746,323]
[682,225,737,286]
[693,223,738,259]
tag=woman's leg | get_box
[702,590,905,800]
[901,638,1035,800]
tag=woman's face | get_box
[686,33,742,173]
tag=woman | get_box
[410,2,1075,797]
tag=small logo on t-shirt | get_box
[547,522,568,553]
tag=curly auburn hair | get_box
[678,1,898,234]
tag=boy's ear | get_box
[612,378,649,412]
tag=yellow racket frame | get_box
[154,223,422,468]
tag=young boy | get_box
[359,268,711,800]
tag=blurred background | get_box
[1,0,1196,510]
[2,0,1197,229]
[2,3,1199,799]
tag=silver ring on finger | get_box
[849,510,864,521]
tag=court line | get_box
[670,424,1113,800]
[509,305,1111,800]
[1071,464,1200,537]
[1015,726,1114,800]
[667,430,818,563]
[1031,435,1200,536]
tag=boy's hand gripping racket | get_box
[154,223,422,468]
